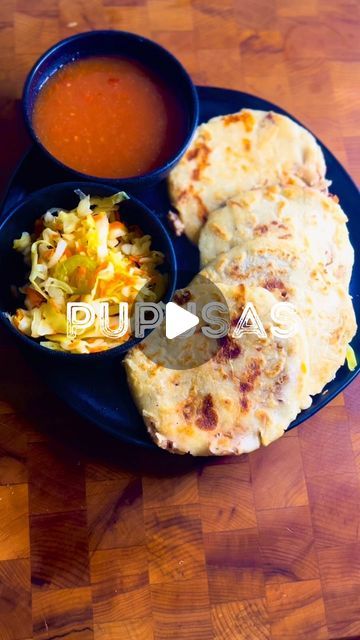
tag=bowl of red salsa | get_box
[22,30,199,188]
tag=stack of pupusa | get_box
[168,109,329,243]
[125,109,357,456]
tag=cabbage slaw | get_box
[11,191,167,353]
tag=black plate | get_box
[1,86,359,450]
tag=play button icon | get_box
[165,302,199,339]
[132,273,230,370]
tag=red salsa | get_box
[33,56,187,178]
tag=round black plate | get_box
[1,86,359,450]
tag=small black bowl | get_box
[0,182,177,361]
[22,30,199,189]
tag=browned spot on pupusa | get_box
[230,284,246,308]
[240,395,250,412]
[186,147,200,161]
[171,373,181,387]
[187,142,211,181]
[196,394,218,430]
[183,400,194,421]
[254,224,269,235]
[257,410,271,431]
[224,111,255,132]
[239,366,257,413]
[227,262,242,278]
[329,325,344,345]
[239,359,262,395]
[263,277,288,299]
[265,112,276,123]
[274,373,289,400]
[217,336,242,361]
[188,185,208,222]
[210,222,228,239]
[173,289,192,306]
[195,194,208,222]
[243,138,251,151]
[177,188,187,202]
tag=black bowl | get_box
[22,30,199,189]
[0,182,177,361]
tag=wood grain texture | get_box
[0,1,359,638]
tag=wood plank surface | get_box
[0,1,359,639]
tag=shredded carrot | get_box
[109,221,126,232]
[13,309,25,326]
[88,345,109,353]
[92,212,106,223]
[94,261,109,277]
[43,248,55,261]
[25,286,45,308]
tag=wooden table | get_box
[0,2,359,639]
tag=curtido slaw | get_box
[10,191,167,353]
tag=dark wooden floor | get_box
[0,1,359,638]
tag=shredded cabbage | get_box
[77,194,92,218]
[11,191,166,353]
[346,345,357,372]
[13,232,31,253]
[74,189,86,199]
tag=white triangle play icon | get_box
[165,302,199,340]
